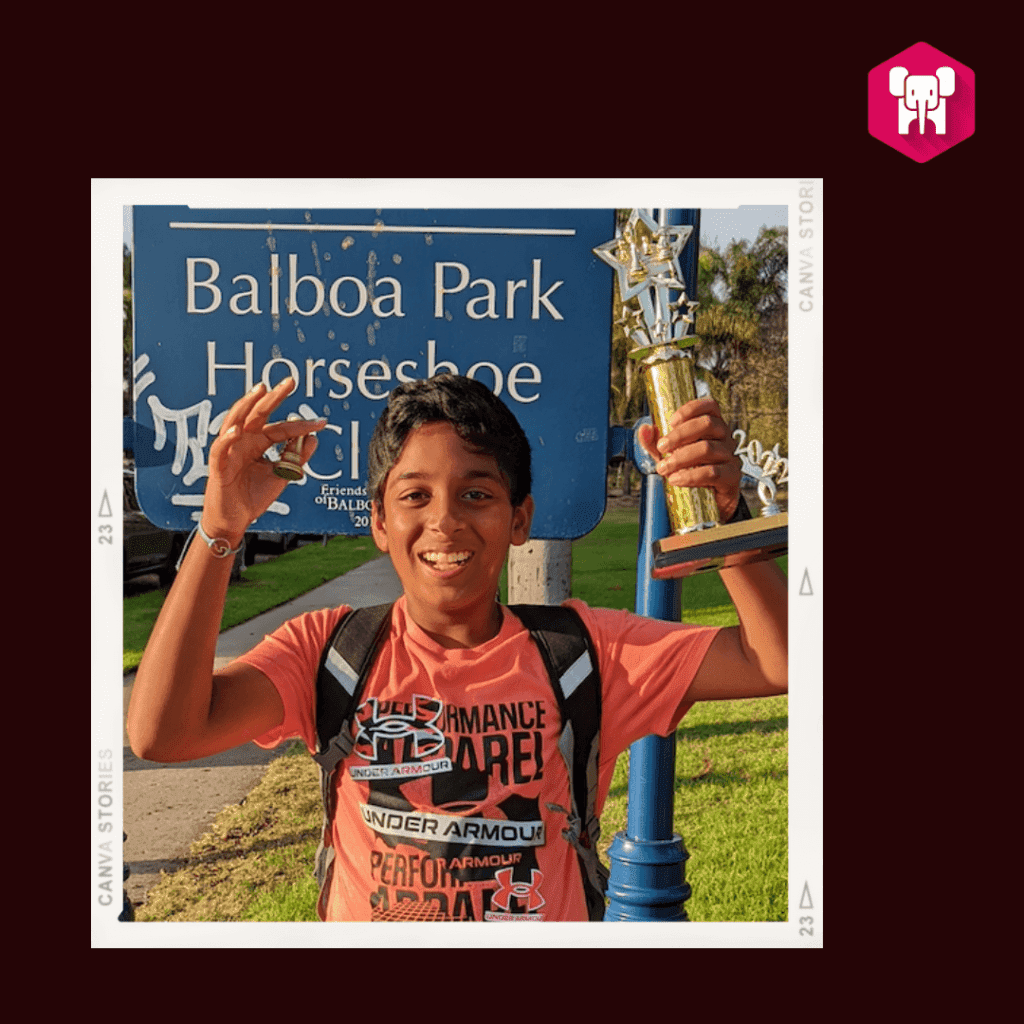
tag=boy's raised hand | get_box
[202,377,327,540]
[636,397,742,523]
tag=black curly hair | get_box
[367,373,532,510]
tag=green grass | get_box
[136,743,323,923]
[135,505,789,923]
[572,507,788,920]
[572,506,640,609]
[597,696,788,922]
[123,536,380,672]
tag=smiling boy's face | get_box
[371,421,533,644]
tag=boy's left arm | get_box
[637,398,788,703]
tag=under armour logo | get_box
[354,695,445,762]
[491,867,545,912]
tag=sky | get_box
[698,207,787,250]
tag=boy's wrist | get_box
[197,520,245,556]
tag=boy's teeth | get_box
[422,551,471,564]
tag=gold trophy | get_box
[595,209,788,578]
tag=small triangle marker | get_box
[799,568,813,596]
[98,490,113,518]
[800,881,813,909]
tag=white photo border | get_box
[92,177,822,948]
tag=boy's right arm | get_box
[127,377,326,763]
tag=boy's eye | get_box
[396,487,492,503]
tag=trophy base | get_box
[651,513,788,579]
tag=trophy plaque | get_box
[594,209,788,578]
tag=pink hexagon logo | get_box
[868,42,975,163]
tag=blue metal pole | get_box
[604,208,699,922]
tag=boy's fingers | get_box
[262,416,328,445]
[635,422,660,461]
[208,425,233,471]
[220,381,269,436]
[210,410,279,470]
[641,413,732,467]
[209,424,259,478]
[216,376,296,456]
[630,402,738,489]
[667,396,723,429]
[662,453,741,488]
[242,376,297,433]
[299,433,319,463]
[658,411,730,455]
[659,431,738,468]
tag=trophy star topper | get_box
[593,209,693,307]
[596,209,715,536]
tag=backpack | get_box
[310,601,609,922]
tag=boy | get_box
[128,372,787,922]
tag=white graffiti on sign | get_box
[133,356,298,519]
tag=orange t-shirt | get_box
[241,596,718,922]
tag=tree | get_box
[608,276,648,427]
[729,301,788,455]
[693,226,788,454]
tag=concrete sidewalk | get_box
[122,554,403,910]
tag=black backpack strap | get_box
[314,602,394,770]
[311,602,393,920]
[510,603,608,921]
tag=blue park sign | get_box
[131,207,616,539]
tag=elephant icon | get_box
[889,66,956,135]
